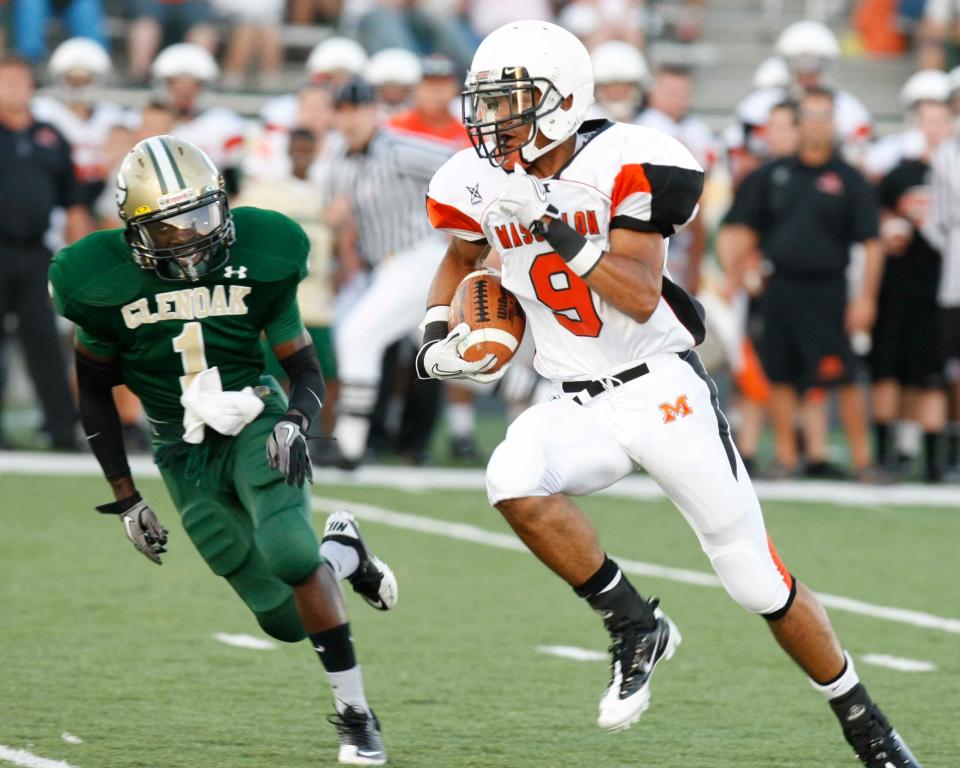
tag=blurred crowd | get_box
[2,1,960,484]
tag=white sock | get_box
[810,651,860,700]
[321,541,361,581]
[896,421,921,457]
[447,403,475,438]
[334,414,371,461]
[329,666,370,714]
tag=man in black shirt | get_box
[721,87,884,480]
[0,54,90,448]
[870,99,953,481]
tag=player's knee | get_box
[181,503,250,577]
[486,434,550,505]
[255,596,307,643]
[256,510,322,586]
[707,544,792,615]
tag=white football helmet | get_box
[365,47,422,87]
[752,56,790,90]
[463,20,594,166]
[152,43,219,83]
[776,20,839,72]
[49,37,112,82]
[591,41,649,87]
[900,69,951,108]
[306,36,368,81]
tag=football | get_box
[449,269,526,374]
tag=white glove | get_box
[180,367,265,444]
[496,166,556,229]
[417,322,504,382]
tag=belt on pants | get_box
[561,362,650,405]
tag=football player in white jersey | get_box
[32,37,126,208]
[416,20,921,768]
[149,43,246,195]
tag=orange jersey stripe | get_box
[610,163,652,213]
[426,196,483,235]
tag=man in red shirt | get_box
[387,55,469,149]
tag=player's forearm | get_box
[584,251,662,323]
[716,224,759,291]
[426,238,488,310]
[75,350,134,499]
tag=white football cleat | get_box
[597,605,681,732]
[323,510,398,610]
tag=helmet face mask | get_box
[462,67,563,166]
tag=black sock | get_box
[923,431,944,482]
[874,422,891,468]
[308,623,356,672]
[829,683,875,731]
[573,555,656,632]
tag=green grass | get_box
[1,473,957,768]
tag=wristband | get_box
[96,491,143,515]
[420,304,451,345]
[536,218,604,278]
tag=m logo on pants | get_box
[659,395,692,424]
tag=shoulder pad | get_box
[426,148,501,242]
[229,207,309,282]
[50,230,145,308]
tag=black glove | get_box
[267,414,313,487]
[96,492,168,565]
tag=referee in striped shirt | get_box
[324,77,457,468]
[926,133,960,479]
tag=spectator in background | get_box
[127,0,216,83]
[588,40,649,122]
[289,0,342,25]
[870,97,954,482]
[0,55,89,449]
[556,0,646,50]
[918,0,960,69]
[148,43,245,194]
[12,0,105,62]
[365,47,422,114]
[356,0,478,72]
[636,64,714,294]
[32,38,126,211]
[213,0,285,91]
[386,54,466,145]
[720,88,884,482]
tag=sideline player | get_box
[417,20,921,768]
[49,136,396,766]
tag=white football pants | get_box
[486,350,794,617]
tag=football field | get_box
[1,461,957,768]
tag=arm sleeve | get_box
[721,168,766,230]
[76,350,130,482]
[609,130,705,237]
[277,343,325,430]
[850,172,881,242]
[264,290,306,347]
[54,129,83,209]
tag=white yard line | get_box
[860,654,936,673]
[311,496,960,636]
[0,746,79,768]
[4,452,960,508]
[536,645,608,662]
[213,633,277,650]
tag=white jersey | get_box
[864,128,927,179]
[31,96,126,185]
[736,86,872,143]
[426,120,706,382]
[635,107,717,173]
[170,107,246,170]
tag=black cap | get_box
[334,77,376,107]
[421,54,457,79]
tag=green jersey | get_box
[50,207,309,429]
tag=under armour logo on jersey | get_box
[659,395,693,424]
[466,183,482,205]
[223,266,248,279]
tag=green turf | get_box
[0,473,956,768]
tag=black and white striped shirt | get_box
[927,136,960,306]
[323,128,455,265]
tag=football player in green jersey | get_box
[49,136,397,766]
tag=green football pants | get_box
[158,405,321,643]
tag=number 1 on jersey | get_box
[172,321,208,391]
[529,252,603,337]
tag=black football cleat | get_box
[322,510,398,610]
[597,600,681,731]
[839,699,922,767]
[327,706,387,765]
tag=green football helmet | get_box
[116,135,235,281]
